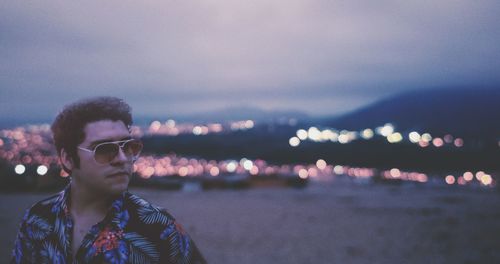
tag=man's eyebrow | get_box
[88,136,132,148]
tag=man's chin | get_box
[104,178,129,195]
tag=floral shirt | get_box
[11,185,206,264]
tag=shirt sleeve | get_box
[159,220,207,264]
[11,210,35,264]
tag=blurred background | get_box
[1,1,500,263]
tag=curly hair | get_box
[51,97,133,173]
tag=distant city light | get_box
[338,134,349,144]
[226,161,237,173]
[1,122,497,191]
[378,124,394,137]
[209,167,219,177]
[245,120,254,129]
[166,119,176,127]
[432,138,444,147]
[421,133,432,142]
[250,166,259,175]
[454,138,464,147]
[289,137,300,147]
[417,173,428,183]
[480,174,493,186]
[333,165,344,175]
[142,167,154,178]
[229,120,256,131]
[289,124,465,151]
[387,132,403,143]
[408,132,421,143]
[36,165,48,176]
[443,134,454,143]
[329,131,339,142]
[475,171,485,181]
[445,175,455,185]
[307,127,321,141]
[321,129,335,142]
[298,169,308,179]
[346,131,357,141]
[296,129,308,140]
[390,168,401,178]
[361,129,374,139]
[457,176,466,185]
[307,167,318,178]
[149,121,161,132]
[178,167,188,177]
[14,164,26,175]
[418,140,429,147]
[316,159,327,170]
[243,160,253,170]
[463,171,474,181]
[192,126,202,135]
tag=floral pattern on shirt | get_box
[11,185,206,264]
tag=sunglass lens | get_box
[94,143,119,164]
[124,140,143,156]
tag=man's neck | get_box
[69,181,114,217]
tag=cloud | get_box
[1,0,499,119]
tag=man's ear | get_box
[60,148,74,171]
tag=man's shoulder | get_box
[24,192,63,217]
[123,192,177,226]
[120,193,206,264]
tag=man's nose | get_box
[111,147,129,164]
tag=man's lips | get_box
[108,171,130,178]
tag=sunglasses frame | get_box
[77,138,143,164]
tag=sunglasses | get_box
[78,139,143,164]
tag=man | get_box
[11,97,206,263]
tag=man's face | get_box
[71,120,133,196]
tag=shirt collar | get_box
[52,184,128,228]
[52,184,71,216]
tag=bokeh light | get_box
[289,137,300,147]
[298,169,308,179]
[296,129,308,140]
[36,165,48,176]
[316,159,327,170]
[445,175,455,185]
[14,164,26,175]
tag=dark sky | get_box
[1,1,500,120]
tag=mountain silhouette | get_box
[322,87,500,139]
